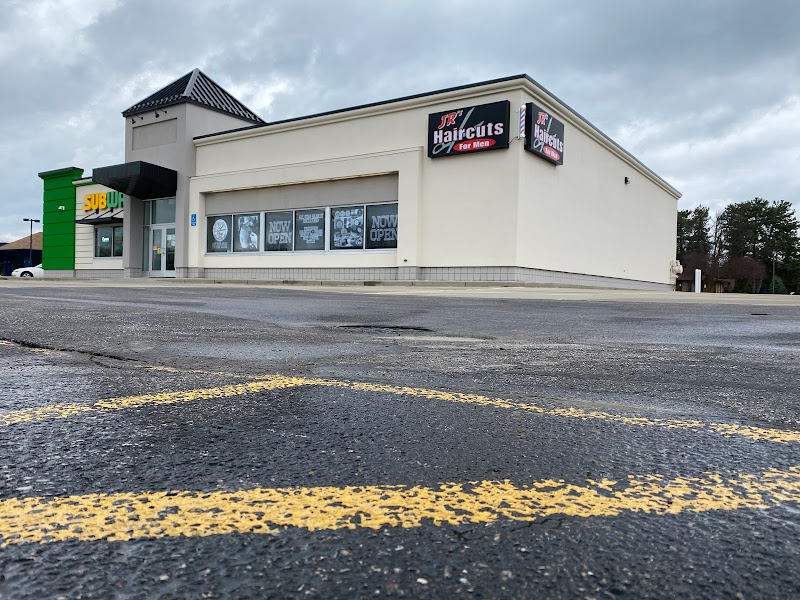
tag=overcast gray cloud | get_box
[1,0,798,241]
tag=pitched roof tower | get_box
[122,68,264,125]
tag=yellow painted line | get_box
[29,348,66,356]
[0,339,63,356]
[299,379,800,445]
[0,377,309,426]
[142,365,271,378]
[1,373,799,444]
[2,466,798,547]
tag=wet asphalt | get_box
[0,281,799,599]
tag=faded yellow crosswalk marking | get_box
[2,466,798,547]
[0,339,63,356]
[2,374,798,444]
[0,377,307,426]
[311,379,800,444]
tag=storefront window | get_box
[294,209,326,251]
[205,203,397,255]
[365,203,398,249]
[95,227,112,257]
[331,205,365,250]
[95,226,123,257]
[152,198,176,224]
[265,211,293,251]
[113,226,124,256]
[207,215,233,253]
[234,214,260,252]
[142,226,150,271]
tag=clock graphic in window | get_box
[212,219,228,242]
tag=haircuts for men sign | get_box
[524,103,565,165]
[428,100,510,158]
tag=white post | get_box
[694,269,702,294]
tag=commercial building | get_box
[39,70,681,288]
[0,232,42,275]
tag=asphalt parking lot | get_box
[1,280,799,598]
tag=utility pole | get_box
[22,218,40,267]
[772,253,776,294]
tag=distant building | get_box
[675,270,734,293]
[0,232,42,275]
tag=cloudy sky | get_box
[1,0,798,241]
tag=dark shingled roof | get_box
[122,68,264,124]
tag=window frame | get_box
[204,202,398,255]
[94,225,124,258]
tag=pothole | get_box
[336,325,433,332]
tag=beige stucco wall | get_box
[190,149,420,270]
[74,182,124,271]
[205,174,398,214]
[191,87,520,272]
[515,90,678,284]
[190,79,679,282]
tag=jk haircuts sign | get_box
[524,103,565,165]
[428,100,510,158]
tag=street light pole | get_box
[22,218,40,267]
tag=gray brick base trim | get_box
[420,266,671,290]
[187,266,671,290]
[177,267,205,278]
[44,270,75,278]
[75,269,124,279]
[202,267,399,281]
[398,266,419,280]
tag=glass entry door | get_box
[149,226,176,277]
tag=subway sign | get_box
[428,100,510,158]
[524,102,564,165]
[83,191,125,212]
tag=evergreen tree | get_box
[676,209,691,259]
[678,198,799,292]
[717,198,800,266]
[686,206,710,256]
[767,275,788,294]
[676,206,711,261]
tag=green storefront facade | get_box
[38,167,83,271]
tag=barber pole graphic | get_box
[519,105,526,139]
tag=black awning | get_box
[92,161,177,200]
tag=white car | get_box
[11,264,44,278]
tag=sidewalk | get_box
[3,275,799,306]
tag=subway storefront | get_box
[39,70,681,288]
